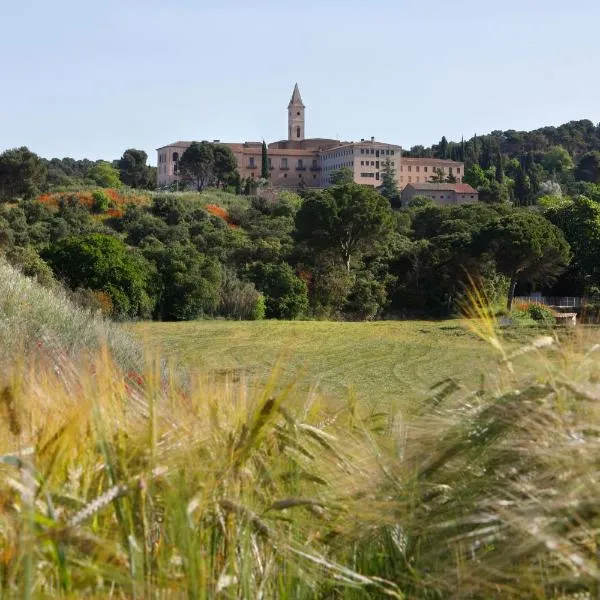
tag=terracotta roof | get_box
[405,182,478,194]
[156,141,192,150]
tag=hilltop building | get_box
[401,182,479,206]
[156,85,465,191]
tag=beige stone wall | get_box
[156,143,191,187]
[320,141,402,187]
[398,158,464,189]
[401,186,478,206]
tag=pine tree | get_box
[261,140,269,179]
[379,159,399,203]
[495,149,504,183]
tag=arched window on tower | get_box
[296,126,301,139]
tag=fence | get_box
[514,296,584,308]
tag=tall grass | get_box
[1,266,600,597]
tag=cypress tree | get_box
[261,140,269,179]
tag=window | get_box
[284,173,287,178]
[457,167,461,174]
[173,152,179,163]
[408,176,412,182]
[281,158,288,169]
[424,166,428,173]
[416,166,420,172]
[249,157,255,168]
[297,111,300,116]
[361,149,364,154]
[361,161,364,166]
[297,159,304,169]
[391,150,394,155]
[408,166,412,172]
[371,149,374,154]
[296,126,301,138]
[376,150,379,157]
[268,158,272,169]
[376,161,379,168]
[376,172,380,180]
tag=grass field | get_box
[130,319,504,410]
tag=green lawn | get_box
[130,319,500,409]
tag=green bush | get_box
[42,233,155,319]
[526,302,556,325]
[92,189,110,213]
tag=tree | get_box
[329,167,354,186]
[513,165,533,206]
[542,146,573,176]
[495,150,504,183]
[575,151,600,184]
[379,159,399,203]
[261,140,269,180]
[544,195,600,295]
[118,149,155,189]
[87,161,121,188]
[0,147,47,201]
[437,136,449,159]
[248,262,308,319]
[143,242,221,320]
[474,211,571,310]
[179,141,215,191]
[430,168,446,183]
[213,144,238,188]
[43,233,154,318]
[295,183,395,272]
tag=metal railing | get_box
[514,296,584,308]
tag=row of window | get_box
[400,176,463,184]
[323,161,353,172]
[402,165,461,174]
[360,148,394,157]
[247,157,318,169]
[360,172,380,180]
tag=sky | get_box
[1,0,599,165]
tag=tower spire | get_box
[289,83,304,107]
[288,83,305,141]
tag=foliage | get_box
[219,269,265,320]
[378,158,399,203]
[261,140,269,179]
[0,146,47,201]
[248,262,308,319]
[329,167,354,185]
[43,233,155,318]
[295,183,395,272]
[118,148,155,189]
[143,242,221,321]
[575,150,600,183]
[91,189,110,213]
[87,160,121,188]
[474,211,571,309]
[179,141,238,191]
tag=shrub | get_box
[42,233,155,319]
[248,262,308,319]
[219,270,265,320]
[526,302,556,325]
[92,189,110,213]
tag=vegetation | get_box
[3,258,600,597]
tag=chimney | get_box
[371,136,375,142]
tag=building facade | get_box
[401,182,479,206]
[156,85,463,191]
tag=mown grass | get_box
[4,263,600,597]
[130,320,523,410]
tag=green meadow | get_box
[130,320,498,410]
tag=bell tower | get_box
[288,83,305,142]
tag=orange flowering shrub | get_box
[37,189,150,211]
[205,203,239,229]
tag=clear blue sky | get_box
[1,0,598,165]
